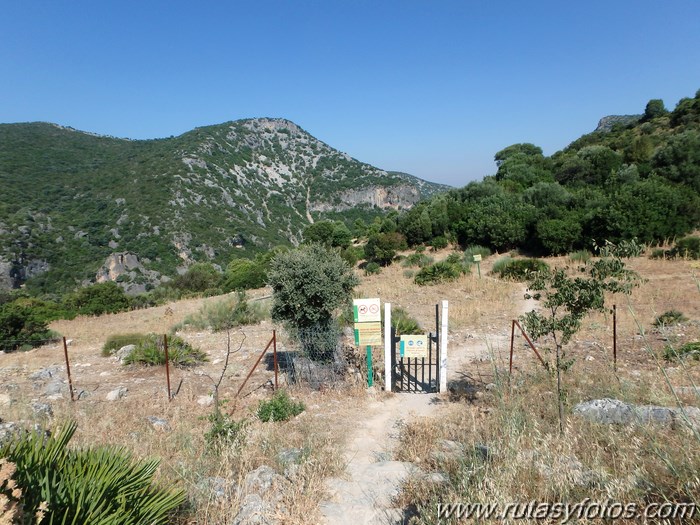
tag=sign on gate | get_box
[400,334,428,359]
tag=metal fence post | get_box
[62,337,75,402]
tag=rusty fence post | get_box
[509,320,516,374]
[164,334,172,401]
[273,330,278,390]
[613,304,617,371]
[62,337,75,402]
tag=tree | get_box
[521,257,639,432]
[267,244,358,360]
[642,99,668,121]
[364,232,407,266]
[64,282,131,316]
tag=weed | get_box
[401,253,433,268]
[653,310,688,327]
[492,258,549,281]
[414,261,467,285]
[568,249,592,263]
[123,334,208,367]
[257,390,305,422]
[102,333,148,357]
[664,341,700,361]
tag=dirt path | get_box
[319,392,437,525]
[319,285,538,524]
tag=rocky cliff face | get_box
[95,252,164,294]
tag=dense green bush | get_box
[0,300,60,351]
[123,334,208,367]
[430,236,448,251]
[401,252,434,268]
[257,390,305,422]
[492,258,550,281]
[180,292,267,331]
[414,260,467,285]
[364,261,381,275]
[669,236,700,259]
[64,282,131,316]
[0,421,185,524]
[653,310,688,327]
[102,333,149,357]
[168,263,223,294]
[364,232,408,266]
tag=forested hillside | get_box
[393,89,700,254]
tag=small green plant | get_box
[179,291,266,332]
[568,250,592,263]
[649,248,668,259]
[491,256,513,275]
[401,252,433,268]
[664,341,700,361]
[414,260,467,285]
[391,307,422,335]
[653,310,688,327]
[364,261,382,275]
[430,236,448,251]
[204,410,248,450]
[669,236,700,259]
[594,238,645,258]
[123,334,208,367]
[102,333,148,357]
[0,421,185,524]
[492,258,550,281]
[257,390,305,422]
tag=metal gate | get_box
[391,305,440,393]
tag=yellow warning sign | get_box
[354,321,382,346]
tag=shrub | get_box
[0,421,185,524]
[414,261,467,286]
[123,334,208,367]
[102,333,148,357]
[401,252,433,268]
[257,390,305,422]
[669,236,700,259]
[568,250,592,263]
[491,256,514,276]
[653,310,688,327]
[649,248,668,260]
[391,307,422,335]
[594,238,645,258]
[180,292,266,332]
[63,282,131,316]
[464,245,491,262]
[168,263,222,294]
[364,232,408,266]
[223,259,266,291]
[0,300,59,351]
[492,258,550,281]
[430,236,448,251]
[664,341,700,361]
[204,412,248,451]
[364,262,381,275]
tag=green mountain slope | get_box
[0,119,447,293]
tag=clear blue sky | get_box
[2,1,699,187]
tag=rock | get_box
[106,387,128,401]
[573,398,700,431]
[243,466,286,497]
[277,448,303,466]
[0,393,12,406]
[43,380,64,397]
[200,477,230,500]
[585,355,595,361]
[29,366,62,381]
[677,387,700,397]
[473,444,492,461]
[114,344,135,363]
[431,439,465,462]
[76,389,90,400]
[146,416,171,431]
[197,395,214,407]
[31,402,53,418]
[231,493,274,525]
[0,422,20,443]
[485,383,498,391]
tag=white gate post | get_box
[439,300,448,393]
[384,302,392,392]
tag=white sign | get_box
[353,298,381,323]
[400,334,428,359]
[473,254,482,262]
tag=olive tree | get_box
[521,256,639,433]
[268,244,358,361]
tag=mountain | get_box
[0,118,448,293]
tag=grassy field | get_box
[1,248,699,523]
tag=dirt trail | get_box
[319,285,538,524]
[319,392,437,524]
